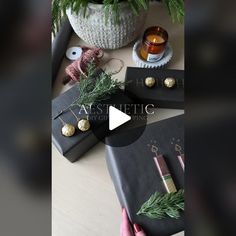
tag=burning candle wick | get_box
[146,35,165,44]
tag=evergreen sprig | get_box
[70,65,124,107]
[137,189,184,219]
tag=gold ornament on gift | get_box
[78,119,90,132]
[58,117,75,137]
[70,108,91,132]
[164,77,176,88]
[145,77,156,88]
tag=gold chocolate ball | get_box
[78,119,90,132]
[164,77,176,88]
[61,124,75,137]
[145,77,156,88]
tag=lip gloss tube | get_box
[177,154,185,171]
[154,155,177,193]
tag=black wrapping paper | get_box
[52,19,72,85]
[52,76,134,162]
[125,67,184,109]
[106,115,184,236]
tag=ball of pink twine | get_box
[65,46,103,83]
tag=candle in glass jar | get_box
[140,26,168,62]
[146,35,165,44]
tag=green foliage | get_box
[137,189,184,219]
[52,0,184,35]
[52,0,90,35]
[70,62,124,107]
[52,0,148,35]
[163,0,184,23]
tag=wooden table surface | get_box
[52,2,184,236]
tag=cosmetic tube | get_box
[154,155,177,193]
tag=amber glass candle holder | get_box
[140,26,168,62]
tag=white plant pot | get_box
[66,2,148,49]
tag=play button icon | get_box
[109,106,131,131]
[88,91,147,147]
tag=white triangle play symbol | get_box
[109,106,131,131]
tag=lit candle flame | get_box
[153,37,157,43]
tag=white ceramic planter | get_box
[67,2,148,49]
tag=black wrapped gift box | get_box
[106,115,184,236]
[52,82,134,163]
[124,67,184,109]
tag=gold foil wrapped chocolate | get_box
[78,119,91,132]
[164,77,176,88]
[145,77,156,88]
[61,123,76,137]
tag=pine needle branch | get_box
[70,63,124,107]
[137,189,184,219]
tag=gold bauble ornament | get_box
[78,119,90,132]
[144,77,156,88]
[164,77,176,88]
[61,123,75,137]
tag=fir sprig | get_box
[70,66,124,107]
[137,189,184,219]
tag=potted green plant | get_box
[52,0,184,49]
